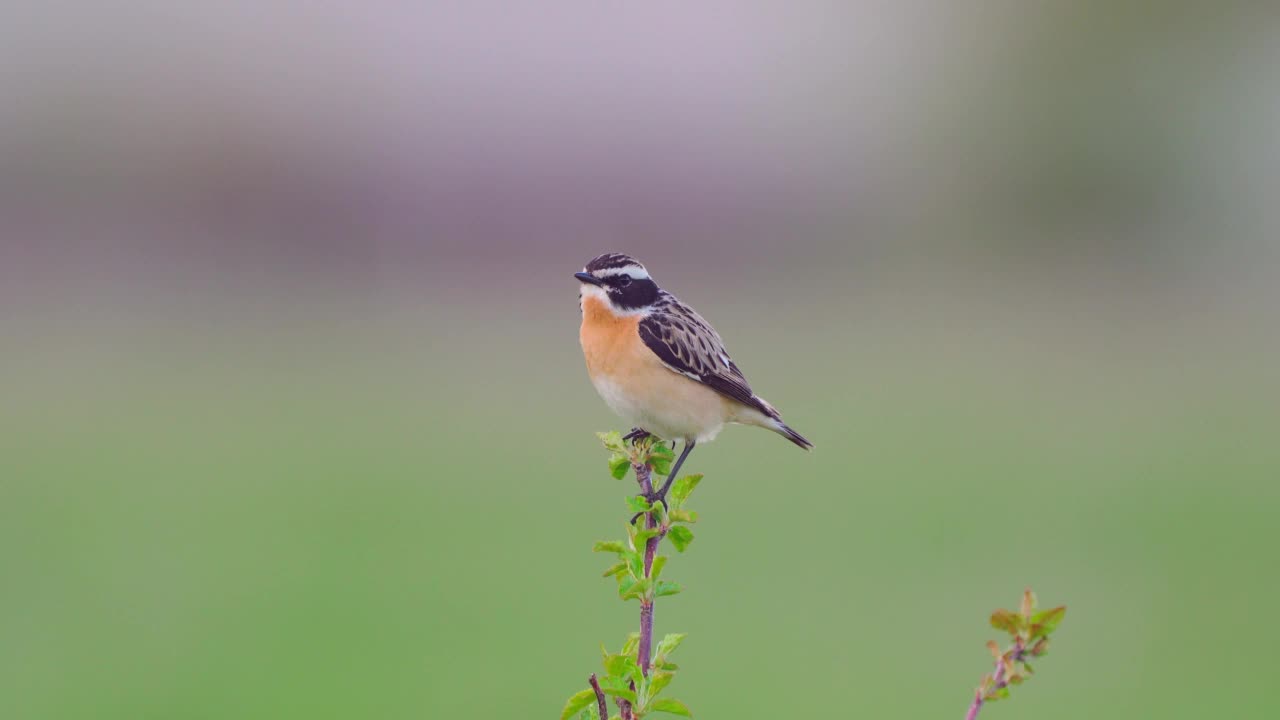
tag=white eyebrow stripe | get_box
[592,266,650,280]
[578,283,652,317]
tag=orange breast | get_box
[580,294,748,441]
[579,295,645,377]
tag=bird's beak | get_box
[574,272,604,287]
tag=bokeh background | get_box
[3,2,1278,718]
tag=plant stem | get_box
[964,669,999,720]
[617,682,635,720]
[589,674,608,720]
[634,461,660,677]
[965,638,1026,720]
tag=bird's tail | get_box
[768,418,814,451]
[747,395,814,450]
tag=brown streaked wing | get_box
[637,305,778,419]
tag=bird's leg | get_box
[646,440,696,507]
[623,427,651,445]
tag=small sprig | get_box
[600,430,675,481]
[561,432,701,720]
[966,588,1066,719]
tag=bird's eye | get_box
[618,276,633,287]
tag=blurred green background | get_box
[3,2,1279,718]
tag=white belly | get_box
[590,373,726,443]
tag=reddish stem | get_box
[634,461,661,677]
[964,667,1001,720]
[965,638,1026,720]
[589,674,608,720]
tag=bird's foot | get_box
[622,427,652,445]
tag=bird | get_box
[575,252,811,505]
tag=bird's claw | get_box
[622,428,652,445]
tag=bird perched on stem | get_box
[575,252,811,505]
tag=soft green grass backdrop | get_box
[4,1,1277,716]
[3,285,1276,719]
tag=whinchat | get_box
[576,252,811,503]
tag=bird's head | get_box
[575,253,660,314]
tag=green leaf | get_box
[601,687,636,704]
[634,527,661,543]
[628,552,645,578]
[620,632,641,656]
[604,653,635,679]
[655,633,687,660]
[650,555,668,582]
[985,686,1010,702]
[621,577,651,600]
[668,509,698,524]
[626,495,653,514]
[667,526,694,553]
[593,541,629,555]
[645,671,675,702]
[989,609,1021,635]
[650,698,693,717]
[598,675,638,703]
[562,689,597,720]
[597,431,626,453]
[655,581,682,597]
[648,444,675,475]
[602,562,628,578]
[609,454,632,480]
[617,576,636,598]
[599,674,629,691]
[651,500,670,526]
[1029,606,1067,638]
[654,660,679,672]
[670,474,703,503]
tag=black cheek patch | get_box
[611,279,659,310]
